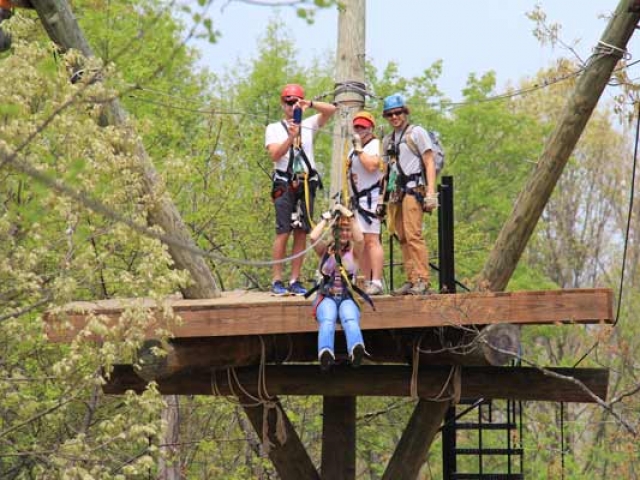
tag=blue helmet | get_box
[383,93,406,112]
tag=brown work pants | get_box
[394,193,429,284]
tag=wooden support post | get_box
[321,397,356,480]
[382,400,451,480]
[330,0,365,200]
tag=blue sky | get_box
[193,0,639,102]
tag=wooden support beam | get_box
[239,395,320,480]
[321,397,356,480]
[103,365,609,403]
[45,288,613,342]
[133,327,518,381]
[478,0,640,291]
[382,400,451,480]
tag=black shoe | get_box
[349,344,365,368]
[319,349,335,372]
[392,281,413,296]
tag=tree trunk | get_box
[158,395,181,480]
[30,0,220,300]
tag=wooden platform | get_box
[45,288,613,342]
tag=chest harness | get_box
[274,121,323,190]
[305,236,375,313]
[383,124,427,204]
[347,137,381,225]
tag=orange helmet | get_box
[280,83,305,99]
[353,111,375,129]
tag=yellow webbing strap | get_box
[342,139,350,205]
[338,263,362,311]
[303,172,315,228]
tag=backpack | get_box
[404,126,445,176]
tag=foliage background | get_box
[0,1,638,478]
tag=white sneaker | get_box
[365,281,384,295]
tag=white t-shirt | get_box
[265,114,321,173]
[348,138,382,195]
[393,125,433,188]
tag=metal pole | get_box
[439,176,457,479]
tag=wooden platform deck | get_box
[45,288,613,342]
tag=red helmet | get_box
[281,83,305,99]
[353,111,375,129]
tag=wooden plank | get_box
[132,328,518,379]
[321,397,356,480]
[103,365,609,403]
[45,288,614,342]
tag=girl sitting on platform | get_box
[308,204,369,371]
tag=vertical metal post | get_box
[438,176,456,294]
[389,234,394,292]
[439,176,457,479]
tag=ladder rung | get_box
[454,422,517,430]
[454,448,523,455]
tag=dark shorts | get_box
[273,179,317,234]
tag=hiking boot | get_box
[349,344,365,368]
[288,280,307,296]
[392,281,413,296]
[408,280,430,296]
[319,348,335,372]
[365,282,384,296]
[271,280,289,296]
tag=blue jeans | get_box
[316,296,364,356]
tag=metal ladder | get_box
[442,398,524,480]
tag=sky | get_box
[192,0,640,102]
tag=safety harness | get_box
[383,124,427,204]
[347,138,381,225]
[304,225,375,313]
[272,121,323,229]
[274,121,323,188]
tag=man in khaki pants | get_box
[381,94,438,295]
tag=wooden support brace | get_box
[382,399,451,480]
[104,365,609,403]
[133,327,519,381]
[239,395,320,480]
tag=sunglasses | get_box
[283,99,299,106]
[384,109,405,118]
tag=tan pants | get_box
[393,194,429,284]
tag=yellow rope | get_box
[338,263,362,311]
[342,138,350,205]
[303,172,315,228]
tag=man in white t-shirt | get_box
[347,111,384,295]
[382,94,438,296]
[265,83,336,296]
